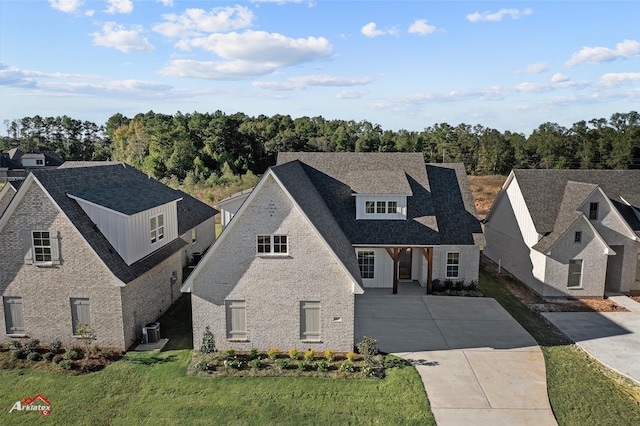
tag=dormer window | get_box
[150,214,165,244]
[356,196,406,220]
[589,202,598,220]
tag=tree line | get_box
[2,111,639,185]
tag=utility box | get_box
[143,322,160,344]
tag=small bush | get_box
[444,279,454,290]
[323,349,335,362]
[224,349,236,359]
[24,339,40,354]
[317,359,329,372]
[340,360,354,373]
[200,326,216,354]
[43,352,55,362]
[455,280,465,291]
[346,351,357,362]
[298,361,312,371]
[27,352,42,361]
[383,355,410,369]
[288,348,299,360]
[276,358,289,370]
[267,348,280,360]
[361,363,373,377]
[303,349,316,362]
[356,336,378,358]
[226,358,242,370]
[90,345,101,356]
[249,358,261,370]
[59,359,74,370]
[52,355,63,365]
[80,362,94,373]
[49,340,63,354]
[65,348,81,361]
[468,280,478,290]
[248,348,259,360]
[100,348,114,360]
[195,360,208,371]
[431,279,443,291]
[9,341,22,351]
[11,349,25,359]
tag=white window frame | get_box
[225,300,247,340]
[150,214,165,244]
[3,297,25,335]
[446,252,460,278]
[256,234,288,255]
[300,301,321,342]
[365,201,375,214]
[568,259,583,289]
[357,251,375,279]
[70,298,91,335]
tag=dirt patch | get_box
[631,296,640,304]
[482,256,628,313]
[468,175,506,220]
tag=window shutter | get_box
[301,302,321,340]
[4,297,25,334]
[22,230,33,265]
[50,230,61,265]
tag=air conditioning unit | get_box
[142,322,160,344]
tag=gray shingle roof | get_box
[276,153,482,246]
[513,169,640,236]
[271,161,363,286]
[31,164,217,284]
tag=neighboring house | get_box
[185,152,483,352]
[216,188,252,229]
[0,163,217,350]
[0,181,22,217]
[483,170,640,298]
[0,149,64,183]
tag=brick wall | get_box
[192,175,356,353]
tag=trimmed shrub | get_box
[9,341,22,351]
[455,280,465,291]
[49,340,63,354]
[298,361,312,371]
[444,279,454,290]
[52,355,63,365]
[11,349,25,359]
[65,348,81,361]
[226,358,242,370]
[323,349,336,362]
[317,359,329,372]
[468,280,478,291]
[43,352,55,362]
[288,348,299,360]
[249,358,261,370]
[276,358,289,370]
[248,348,259,360]
[224,349,236,359]
[59,359,74,370]
[267,348,280,360]
[27,352,42,361]
[340,361,354,373]
[24,339,40,354]
[200,326,216,354]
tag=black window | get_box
[589,203,598,220]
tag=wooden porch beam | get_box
[419,247,434,295]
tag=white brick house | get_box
[186,153,484,352]
[0,163,217,350]
[483,170,640,298]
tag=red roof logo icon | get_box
[21,394,51,406]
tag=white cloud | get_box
[91,22,154,53]
[105,0,133,15]
[516,62,548,74]
[565,39,640,67]
[408,19,437,35]
[253,75,373,91]
[467,8,533,23]
[49,0,83,13]
[159,59,276,80]
[361,22,397,38]
[551,73,569,83]
[182,31,331,67]
[599,72,640,88]
[337,89,367,99]
[157,0,173,6]
[153,6,255,38]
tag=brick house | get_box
[185,153,484,352]
[0,163,217,350]
[483,170,640,297]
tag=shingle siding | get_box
[192,175,356,352]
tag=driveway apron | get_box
[355,294,557,425]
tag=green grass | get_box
[479,268,640,425]
[0,295,433,425]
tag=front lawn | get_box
[0,349,432,425]
[479,267,640,425]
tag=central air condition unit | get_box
[142,322,160,344]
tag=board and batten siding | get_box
[354,247,427,288]
[507,176,540,247]
[354,195,407,220]
[74,198,178,265]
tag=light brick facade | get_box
[192,175,357,353]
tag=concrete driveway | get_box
[355,293,557,426]
[542,295,640,384]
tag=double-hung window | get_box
[300,301,321,341]
[3,297,25,334]
[32,231,52,263]
[568,259,583,288]
[358,251,375,279]
[446,252,460,278]
[257,235,288,254]
[150,214,165,244]
[589,203,599,220]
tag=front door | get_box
[399,248,412,280]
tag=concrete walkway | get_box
[543,295,640,384]
[355,294,557,425]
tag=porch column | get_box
[419,247,434,295]
[385,248,407,294]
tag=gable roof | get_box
[276,153,482,247]
[512,169,640,236]
[6,163,217,284]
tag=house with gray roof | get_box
[483,169,640,298]
[185,152,483,352]
[0,163,217,350]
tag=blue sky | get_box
[1,1,639,135]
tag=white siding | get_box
[218,194,249,228]
[354,248,394,288]
[507,176,540,247]
[354,195,407,220]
